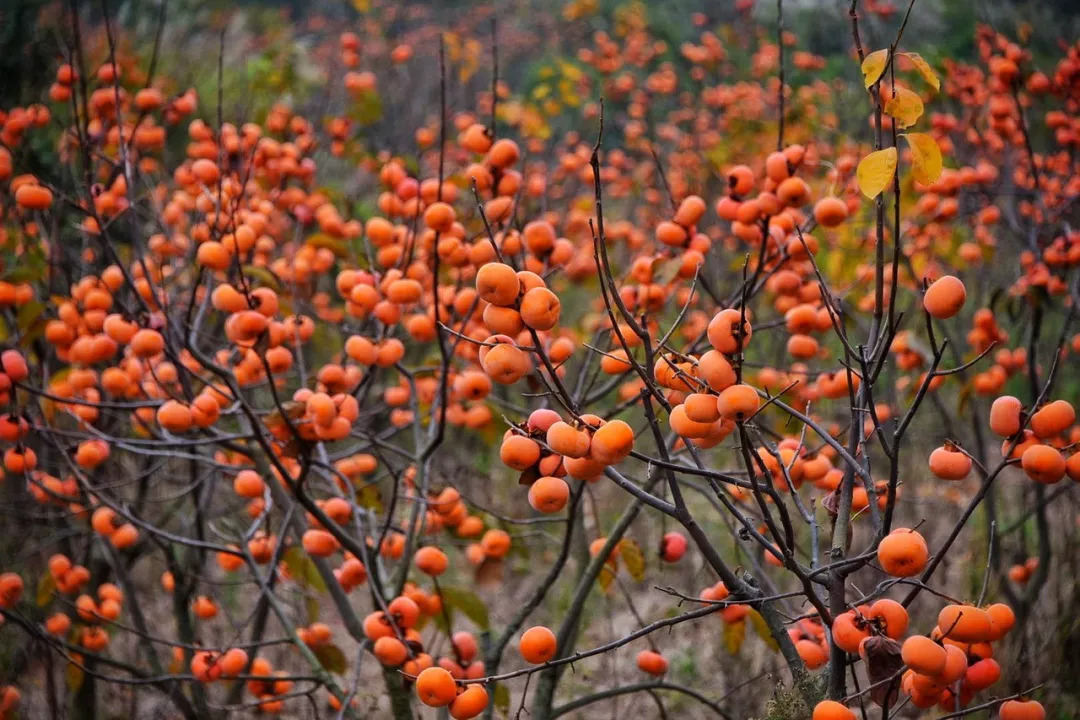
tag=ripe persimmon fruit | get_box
[519,626,557,664]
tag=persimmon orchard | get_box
[0,1,1077,718]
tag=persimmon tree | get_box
[0,1,1077,719]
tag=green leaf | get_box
[884,87,924,129]
[861,49,889,89]
[312,643,348,674]
[306,596,321,625]
[438,587,489,630]
[429,608,451,635]
[308,322,345,372]
[856,147,898,199]
[305,233,349,259]
[241,265,282,291]
[903,133,944,186]
[36,572,56,606]
[747,609,780,652]
[651,258,681,286]
[283,546,328,594]
[723,618,746,655]
[66,661,84,692]
[597,564,615,593]
[16,300,44,333]
[355,483,383,512]
[903,52,940,92]
[494,683,511,715]
[2,251,45,283]
[618,538,645,582]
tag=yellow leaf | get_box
[597,564,615,593]
[903,133,943,186]
[723,619,746,655]
[884,87,924,129]
[37,572,56,606]
[861,49,889,89]
[856,147,897,199]
[747,609,780,652]
[618,538,645,581]
[903,53,940,92]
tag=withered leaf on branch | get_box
[474,557,504,588]
[517,465,540,486]
[861,635,903,707]
[822,489,840,516]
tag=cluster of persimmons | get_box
[0,4,1077,719]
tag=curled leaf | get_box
[439,586,490,629]
[747,609,780,652]
[903,52,940,92]
[862,49,889,89]
[597,564,616,593]
[862,635,903,707]
[312,643,348,674]
[618,537,646,581]
[723,618,746,655]
[856,147,898,199]
[884,86,924,129]
[903,133,944,186]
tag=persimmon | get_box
[546,421,590,459]
[481,341,530,384]
[1021,444,1066,484]
[488,138,520,169]
[684,392,721,423]
[813,196,848,227]
[387,596,421,629]
[0,351,28,382]
[415,666,458,707]
[796,639,827,668]
[519,287,561,330]
[449,684,488,719]
[414,546,448,576]
[697,350,736,391]
[130,329,165,357]
[832,611,870,654]
[233,470,265,498]
[373,636,409,666]
[219,647,249,676]
[302,529,340,557]
[480,529,511,559]
[999,699,1045,720]
[0,573,23,608]
[500,433,541,470]
[519,626,557,663]
[191,651,222,682]
[937,604,994,642]
[877,528,928,577]
[110,524,139,549]
[14,183,53,210]
[45,612,71,636]
[528,475,570,513]
[923,275,967,319]
[192,595,218,619]
[716,384,761,421]
[1029,399,1074,439]
[476,262,520,306]
[964,657,1002,690]
[901,635,946,675]
[636,649,669,675]
[812,700,856,720]
[869,598,909,639]
[1066,451,1080,482]
[928,444,972,480]
[984,602,1015,640]
[707,308,752,354]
